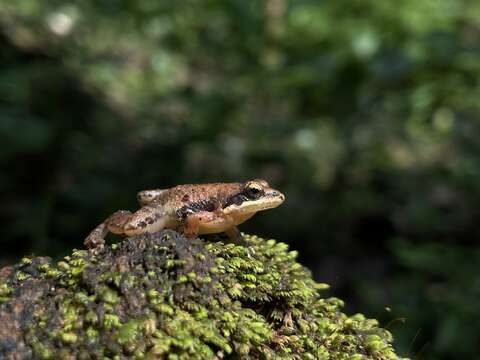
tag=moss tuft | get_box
[0,230,406,359]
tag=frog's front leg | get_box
[183,212,244,244]
[183,211,221,239]
[224,226,245,245]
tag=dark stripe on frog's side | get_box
[223,190,279,209]
[223,193,248,208]
[175,199,221,220]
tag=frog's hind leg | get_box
[105,210,134,234]
[85,207,175,252]
[122,206,176,236]
[84,222,109,251]
[137,189,167,206]
[84,210,133,251]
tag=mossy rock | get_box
[0,231,405,359]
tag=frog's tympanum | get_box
[84,179,285,251]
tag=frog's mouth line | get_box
[223,194,285,215]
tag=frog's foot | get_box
[224,226,246,245]
[84,222,108,252]
[84,210,133,252]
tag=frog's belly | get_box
[198,212,255,234]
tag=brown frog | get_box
[84,179,285,251]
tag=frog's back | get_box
[156,182,242,214]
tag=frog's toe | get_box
[84,222,107,250]
[224,226,246,245]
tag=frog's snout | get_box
[270,191,285,202]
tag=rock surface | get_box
[0,231,405,359]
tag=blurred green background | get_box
[1,0,480,358]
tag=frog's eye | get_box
[245,181,264,199]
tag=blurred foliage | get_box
[1,0,480,358]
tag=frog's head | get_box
[223,179,285,215]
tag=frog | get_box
[84,179,285,251]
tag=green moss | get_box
[114,319,144,346]
[104,314,121,329]
[0,282,12,303]
[61,332,78,344]
[99,286,120,304]
[0,230,407,359]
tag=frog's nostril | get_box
[272,191,285,200]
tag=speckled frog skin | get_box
[84,179,285,251]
